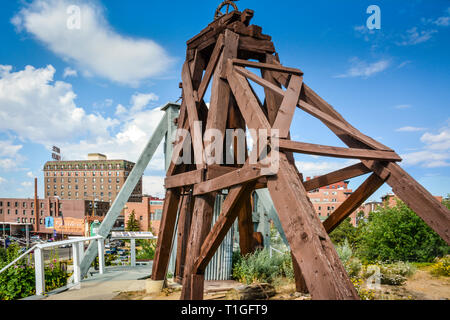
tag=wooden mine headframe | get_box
[151,6,450,300]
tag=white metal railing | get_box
[269,245,286,258]
[0,235,105,296]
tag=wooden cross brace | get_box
[151,9,450,300]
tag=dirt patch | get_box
[113,269,449,300]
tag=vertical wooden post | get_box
[175,192,194,283]
[238,193,255,256]
[180,194,216,299]
[152,189,181,280]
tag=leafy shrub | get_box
[0,244,69,300]
[430,255,450,277]
[351,278,375,300]
[232,249,293,284]
[136,240,156,260]
[335,239,362,278]
[357,201,449,263]
[361,261,415,286]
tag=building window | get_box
[40,219,43,225]
[15,202,18,207]
[17,218,20,223]
[75,185,79,190]
[116,178,120,183]
[116,172,120,176]
[93,178,96,183]
[139,216,143,221]
[68,178,71,183]
[61,178,64,183]
[15,209,18,215]
[54,192,57,196]
[7,209,10,215]
[23,210,26,215]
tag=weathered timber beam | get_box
[303,163,371,191]
[206,165,239,180]
[267,153,359,299]
[164,169,204,189]
[193,164,274,196]
[181,62,205,168]
[376,162,450,244]
[272,75,303,138]
[239,36,275,54]
[323,173,387,233]
[227,65,271,131]
[232,58,303,75]
[197,34,225,102]
[279,140,402,161]
[234,66,284,98]
[298,99,392,151]
[152,189,182,280]
[180,194,216,299]
[193,182,255,274]
[165,165,247,189]
[261,54,284,125]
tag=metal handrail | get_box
[0,235,106,297]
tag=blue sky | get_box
[0,0,449,201]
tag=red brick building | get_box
[0,197,108,239]
[124,196,164,234]
[306,177,353,221]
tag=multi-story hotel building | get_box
[43,153,142,203]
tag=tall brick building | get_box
[43,153,142,203]
[306,177,353,221]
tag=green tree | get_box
[357,200,449,263]
[329,217,358,247]
[125,210,140,231]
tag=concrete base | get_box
[145,280,164,294]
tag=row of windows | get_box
[47,177,125,184]
[317,206,335,211]
[46,171,127,177]
[46,191,119,198]
[45,163,131,170]
[310,198,338,203]
[47,184,121,191]
[0,201,44,208]
[47,178,123,185]
[0,208,46,216]
[322,191,338,196]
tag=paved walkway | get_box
[43,264,152,300]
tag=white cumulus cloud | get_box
[335,58,390,79]
[0,64,118,145]
[401,121,450,168]
[396,126,427,132]
[12,0,174,85]
[63,67,78,78]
